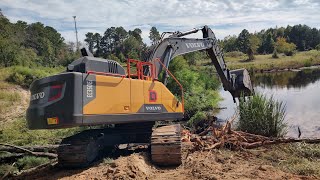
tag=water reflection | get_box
[252,69,320,89]
[217,68,320,138]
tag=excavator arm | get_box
[144,25,253,101]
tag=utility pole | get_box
[0,8,4,17]
[73,16,79,51]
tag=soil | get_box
[0,85,30,124]
[15,143,316,180]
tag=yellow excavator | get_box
[26,26,253,167]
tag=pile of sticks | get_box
[181,118,320,151]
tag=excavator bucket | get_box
[229,69,254,99]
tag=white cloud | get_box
[1,0,319,44]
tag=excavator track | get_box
[57,123,154,168]
[151,124,182,166]
[57,129,104,168]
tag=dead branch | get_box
[0,145,59,153]
[0,143,57,159]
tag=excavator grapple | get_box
[26,25,253,168]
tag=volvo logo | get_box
[145,106,162,111]
[186,42,205,48]
[31,92,45,101]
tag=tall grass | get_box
[237,93,287,137]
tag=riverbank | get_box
[224,50,320,72]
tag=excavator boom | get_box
[144,26,253,101]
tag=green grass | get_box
[237,93,287,137]
[16,156,50,170]
[260,143,320,177]
[0,90,21,114]
[224,50,320,71]
[0,117,84,146]
[5,66,64,88]
[0,91,21,102]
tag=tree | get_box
[248,35,261,54]
[149,26,160,44]
[276,37,296,56]
[259,32,275,54]
[93,33,102,56]
[84,32,94,52]
[237,29,250,53]
[221,35,238,52]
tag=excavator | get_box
[26,25,253,167]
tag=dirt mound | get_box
[103,153,153,179]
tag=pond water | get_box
[217,68,320,138]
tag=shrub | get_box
[6,66,62,88]
[303,58,313,67]
[237,93,287,137]
[316,44,320,51]
[272,49,279,58]
[187,111,207,129]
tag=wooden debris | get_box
[185,117,320,151]
[0,143,57,159]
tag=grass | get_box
[224,50,320,71]
[0,117,84,146]
[5,66,64,88]
[237,93,287,137]
[260,143,320,177]
[16,156,50,170]
[0,156,50,177]
[0,90,21,114]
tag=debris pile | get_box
[182,119,320,151]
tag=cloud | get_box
[1,0,319,45]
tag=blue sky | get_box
[1,0,319,45]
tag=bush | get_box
[237,93,287,137]
[272,49,279,58]
[303,58,313,67]
[6,66,63,88]
[316,44,320,51]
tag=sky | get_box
[1,0,320,45]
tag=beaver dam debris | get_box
[182,119,320,152]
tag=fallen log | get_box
[0,145,59,153]
[0,143,57,159]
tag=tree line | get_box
[0,14,80,67]
[1,9,320,68]
[220,25,320,60]
[84,26,160,62]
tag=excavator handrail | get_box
[155,58,184,112]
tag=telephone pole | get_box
[0,8,4,17]
[73,16,79,51]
